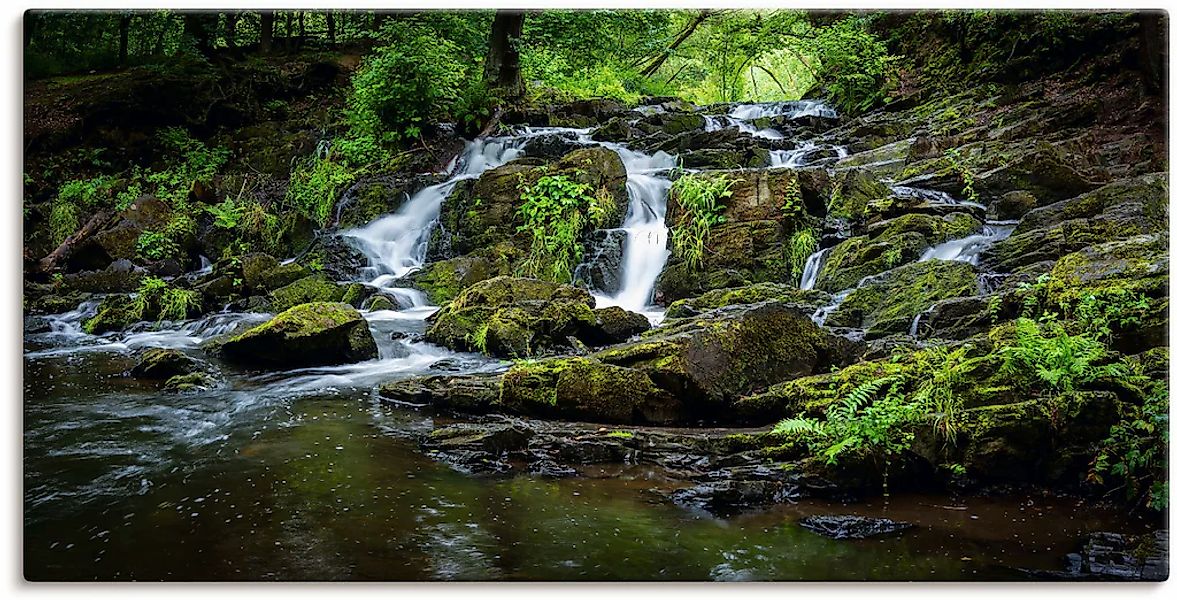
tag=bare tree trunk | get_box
[118,13,131,66]
[183,13,215,57]
[483,10,525,99]
[326,11,336,48]
[1139,11,1167,94]
[297,11,305,48]
[259,11,273,54]
[24,12,38,49]
[284,12,293,49]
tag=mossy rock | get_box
[83,294,141,334]
[409,243,519,305]
[335,174,444,229]
[594,301,863,422]
[239,253,310,294]
[826,259,980,337]
[665,283,832,318]
[981,174,1168,272]
[220,302,378,368]
[816,212,981,292]
[268,274,347,313]
[500,357,681,424]
[163,372,215,392]
[827,168,894,221]
[130,347,200,379]
[378,373,502,414]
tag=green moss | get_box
[268,274,346,313]
[500,356,678,424]
[604,431,635,439]
[83,294,140,334]
[827,259,980,336]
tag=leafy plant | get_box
[515,174,598,283]
[1090,385,1169,510]
[285,142,356,227]
[133,276,201,322]
[135,230,180,261]
[786,227,819,285]
[670,173,736,272]
[998,317,1127,395]
[808,16,897,115]
[944,148,979,203]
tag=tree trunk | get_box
[640,10,712,77]
[284,12,293,49]
[118,13,131,66]
[183,13,214,57]
[297,11,305,48]
[1139,11,1167,95]
[37,210,116,274]
[326,11,336,48]
[483,10,526,99]
[259,11,273,53]
[24,12,37,49]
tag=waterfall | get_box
[343,137,526,288]
[919,221,1017,265]
[799,247,832,291]
[591,146,677,314]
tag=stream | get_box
[23,101,1150,581]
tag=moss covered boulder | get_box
[130,347,201,379]
[825,259,980,337]
[500,357,681,424]
[815,212,981,292]
[267,274,347,313]
[68,196,174,271]
[82,294,141,334]
[981,173,1167,272]
[593,301,862,421]
[424,276,646,358]
[220,302,377,368]
[430,146,628,261]
[239,253,310,294]
[408,243,519,305]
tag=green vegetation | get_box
[670,173,736,272]
[132,276,202,322]
[515,174,599,283]
[285,142,356,227]
[1092,385,1169,510]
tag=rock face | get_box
[130,348,201,379]
[424,276,649,358]
[220,302,377,367]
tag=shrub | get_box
[346,29,465,145]
[809,17,897,115]
[285,143,356,227]
[1091,385,1169,510]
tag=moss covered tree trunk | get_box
[483,10,525,99]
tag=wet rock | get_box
[295,234,368,281]
[163,372,215,392]
[431,146,628,260]
[528,459,578,478]
[988,190,1039,221]
[1062,530,1169,581]
[378,373,502,414]
[500,357,681,424]
[579,306,651,345]
[407,243,519,305]
[60,259,145,293]
[815,212,982,292]
[334,173,445,229]
[267,274,347,313]
[574,229,625,295]
[130,347,201,379]
[81,294,141,334]
[981,174,1167,272]
[67,196,174,271]
[425,276,647,358]
[239,253,309,294]
[220,302,377,368]
[826,259,980,337]
[594,301,863,422]
[665,283,832,318]
[798,515,914,540]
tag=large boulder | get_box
[406,243,519,305]
[130,347,201,379]
[267,274,348,313]
[593,301,862,421]
[500,357,681,424]
[67,196,174,271]
[220,302,378,367]
[825,259,980,337]
[334,173,445,229]
[424,276,649,358]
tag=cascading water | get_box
[798,247,832,291]
[920,221,1017,264]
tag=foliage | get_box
[285,142,356,227]
[786,227,819,285]
[807,16,897,115]
[450,78,501,138]
[670,173,736,271]
[148,127,229,206]
[48,176,117,244]
[345,25,465,147]
[998,316,1131,395]
[132,276,202,322]
[774,345,978,490]
[1091,385,1169,510]
[944,148,979,203]
[515,174,598,283]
